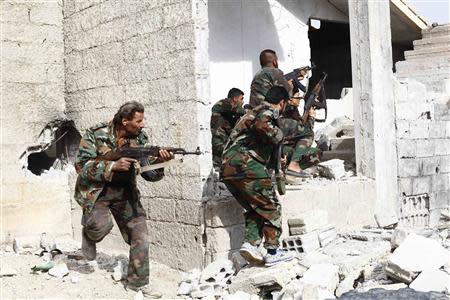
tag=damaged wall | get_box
[394,78,450,227]
[63,0,211,270]
[0,0,73,241]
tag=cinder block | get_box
[415,140,435,158]
[147,221,203,249]
[438,155,450,173]
[287,210,329,235]
[282,232,320,253]
[431,190,450,209]
[145,197,176,222]
[432,174,450,192]
[396,139,416,158]
[397,158,421,177]
[412,176,432,195]
[206,224,245,254]
[318,226,337,247]
[409,121,430,139]
[175,199,203,226]
[396,120,410,138]
[434,139,450,155]
[421,157,440,176]
[434,103,450,121]
[429,121,448,139]
[398,178,413,196]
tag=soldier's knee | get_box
[84,216,113,242]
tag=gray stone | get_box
[13,236,41,254]
[318,159,348,179]
[409,269,450,293]
[282,232,320,253]
[385,233,450,283]
[300,263,339,295]
[48,263,69,278]
[361,283,407,292]
[200,258,234,284]
[287,210,329,234]
[177,281,193,295]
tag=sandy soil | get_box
[1,250,184,300]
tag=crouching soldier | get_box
[210,88,245,169]
[221,86,294,266]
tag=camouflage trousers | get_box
[278,118,322,169]
[224,177,282,249]
[82,185,149,287]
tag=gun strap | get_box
[139,158,182,172]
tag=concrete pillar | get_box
[348,0,399,226]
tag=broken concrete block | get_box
[183,268,201,285]
[374,212,398,229]
[335,270,362,297]
[330,137,355,151]
[362,283,407,292]
[318,159,348,179]
[190,283,219,298]
[288,210,329,234]
[315,116,354,150]
[112,261,123,281]
[13,236,41,254]
[229,259,300,294]
[177,281,193,295]
[200,258,234,284]
[48,263,69,278]
[385,233,450,283]
[282,232,320,253]
[409,269,450,293]
[300,252,333,269]
[318,226,337,247]
[300,263,339,295]
[278,278,303,300]
[302,284,336,300]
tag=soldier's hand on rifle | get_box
[287,79,294,90]
[158,149,174,162]
[309,108,316,118]
[112,157,136,172]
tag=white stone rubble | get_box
[48,263,69,278]
[409,269,450,293]
[317,159,350,180]
[385,233,450,283]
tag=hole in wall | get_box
[20,120,81,175]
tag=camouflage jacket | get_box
[221,102,284,179]
[74,121,163,212]
[249,67,292,108]
[210,98,245,160]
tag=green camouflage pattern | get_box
[74,121,156,212]
[75,121,163,288]
[210,98,245,167]
[82,186,149,287]
[222,103,284,249]
[249,67,292,108]
[278,111,321,169]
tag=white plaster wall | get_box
[1,0,72,242]
[208,0,347,103]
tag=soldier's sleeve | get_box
[74,129,115,183]
[139,130,165,181]
[296,121,314,147]
[253,111,284,144]
[273,69,293,97]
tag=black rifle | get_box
[284,64,316,93]
[302,72,328,123]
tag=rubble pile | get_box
[177,216,450,300]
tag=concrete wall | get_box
[208,0,347,103]
[63,0,211,270]
[394,78,450,225]
[1,0,72,242]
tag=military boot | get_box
[82,229,96,261]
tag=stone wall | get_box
[1,0,72,241]
[63,0,210,270]
[394,78,450,226]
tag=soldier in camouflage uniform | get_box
[279,98,322,182]
[74,101,173,297]
[221,86,294,266]
[249,49,292,108]
[250,49,320,181]
[210,88,245,168]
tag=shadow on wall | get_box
[208,0,285,77]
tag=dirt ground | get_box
[0,250,184,300]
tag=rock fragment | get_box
[48,263,69,278]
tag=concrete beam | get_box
[348,0,399,225]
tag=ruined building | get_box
[1,0,449,271]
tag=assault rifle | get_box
[301,72,328,123]
[284,63,316,93]
[99,146,202,184]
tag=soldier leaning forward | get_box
[74,101,173,298]
[210,88,245,168]
[221,86,294,267]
